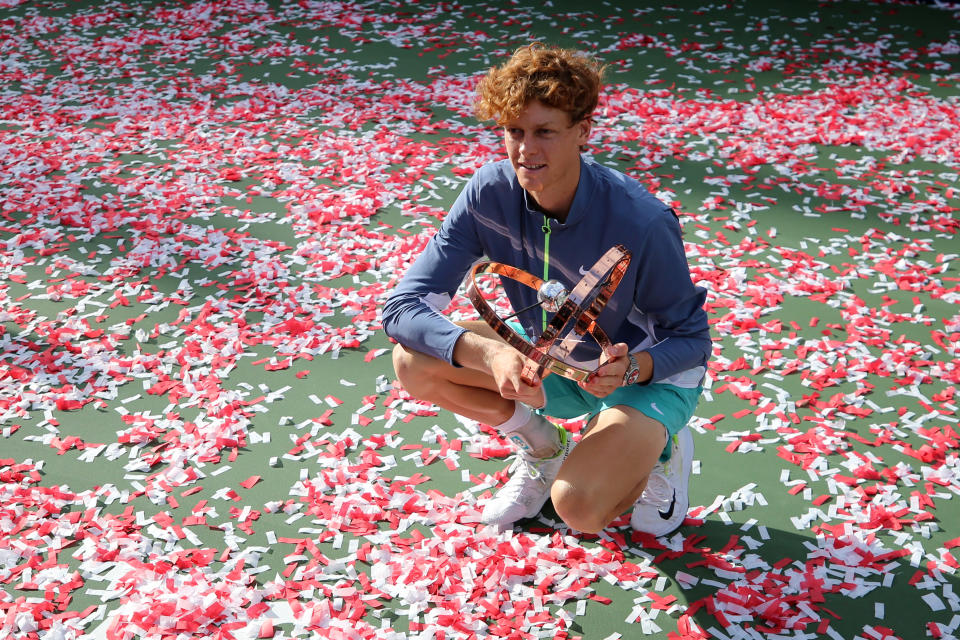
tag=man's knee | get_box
[391,342,412,379]
[393,342,425,384]
[392,343,445,397]
[551,479,609,534]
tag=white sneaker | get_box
[481,429,570,528]
[631,427,694,536]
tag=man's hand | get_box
[578,343,651,398]
[454,329,546,408]
[489,345,547,408]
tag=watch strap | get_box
[622,353,640,386]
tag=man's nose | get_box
[519,135,537,155]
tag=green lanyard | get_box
[541,216,552,332]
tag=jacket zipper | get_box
[541,216,552,332]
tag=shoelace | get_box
[507,452,546,483]
[492,454,548,509]
[505,431,567,483]
[637,471,673,507]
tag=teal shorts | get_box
[538,374,701,461]
[509,322,701,462]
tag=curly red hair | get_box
[475,43,604,125]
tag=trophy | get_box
[466,244,631,386]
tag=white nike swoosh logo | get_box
[650,402,665,415]
[578,265,589,276]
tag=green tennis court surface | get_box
[1,1,959,638]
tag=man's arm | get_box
[451,329,507,371]
[381,179,484,363]
[631,211,711,384]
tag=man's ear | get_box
[576,119,592,152]
[576,118,592,146]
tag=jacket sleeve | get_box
[633,210,712,384]
[381,179,486,364]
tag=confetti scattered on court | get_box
[1,1,959,638]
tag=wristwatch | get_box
[622,353,642,386]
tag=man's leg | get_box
[550,406,668,534]
[392,321,568,526]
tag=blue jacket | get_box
[382,158,710,388]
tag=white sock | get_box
[495,402,532,432]
[495,403,561,458]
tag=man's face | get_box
[503,100,591,216]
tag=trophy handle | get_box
[466,245,631,386]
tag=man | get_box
[382,43,710,536]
